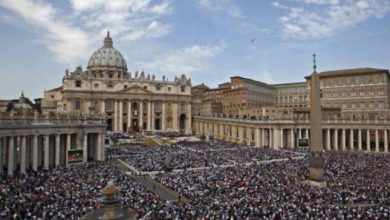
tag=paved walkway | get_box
[116,159,189,204]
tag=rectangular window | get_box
[94,83,99,89]
[75,80,81,88]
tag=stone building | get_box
[306,68,390,120]
[43,32,192,134]
[0,93,106,175]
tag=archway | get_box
[179,114,186,130]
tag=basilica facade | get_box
[43,32,192,134]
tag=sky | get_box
[0,0,389,99]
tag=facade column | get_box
[44,135,49,169]
[298,128,302,139]
[273,128,279,149]
[66,134,71,166]
[375,129,379,152]
[342,128,346,151]
[238,127,244,143]
[326,128,331,150]
[261,129,265,147]
[358,129,362,151]
[139,101,144,130]
[8,137,15,176]
[119,100,123,132]
[147,101,151,130]
[290,129,295,149]
[101,100,105,113]
[186,103,192,134]
[172,102,178,131]
[20,136,27,174]
[334,129,339,151]
[162,102,166,130]
[366,130,370,152]
[280,129,284,148]
[255,128,260,147]
[247,127,252,145]
[128,101,132,131]
[32,135,38,171]
[151,101,155,131]
[384,129,388,153]
[83,133,88,163]
[114,101,118,131]
[55,134,60,166]
[304,129,308,139]
[97,133,102,161]
[350,129,354,151]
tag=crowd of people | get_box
[1,140,389,219]
[0,162,163,219]
[112,141,300,171]
[152,151,390,219]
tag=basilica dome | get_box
[87,32,127,73]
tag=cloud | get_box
[141,43,225,74]
[0,0,173,65]
[275,0,390,39]
[199,0,243,18]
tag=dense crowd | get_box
[0,162,162,219]
[152,151,390,219]
[1,140,389,219]
[114,141,300,171]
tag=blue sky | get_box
[0,0,389,99]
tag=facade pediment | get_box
[121,84,153,95]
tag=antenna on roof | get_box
[313,53,317,72]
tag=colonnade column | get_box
[97,133,102,161]
[375,129,379,152]
[238,127,244,143]
[255,128,260,147]
[66,134,71,166]
[326,129,331,150]
[20,136,27,174]
[55,134,60,166]
[350,129,354,150]
[366,130,371,152]
[114,101,118,131]
[147,101,151,130]
[161,102,166,130]
[139,101,144,130]
[290,129,294,149]
[280,129,284,148]
[342,129,346,151]
[261,129,265,147]
[119,101,123,132]
[8,137,15,176]
[128,102,132,131]
[385,130,388,153]
[32,135,38,171]
[334,129,339,151]
[44,135,49,169]
[151,101,155,131]
[358,129,362,151]
[83,133,88,163]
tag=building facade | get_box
[43,32,192,134]
[0,94,106,175]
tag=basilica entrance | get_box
[179,114,186,130]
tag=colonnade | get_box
[107,100,192,133]
[0,132,104,176]
[194,118,390,153]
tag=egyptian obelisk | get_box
[308,54,326,186]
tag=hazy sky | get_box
[0,0,389,99]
